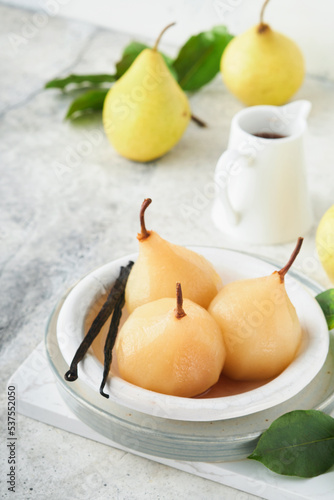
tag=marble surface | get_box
[1,3,334,499]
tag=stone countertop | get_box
[1,3,333,499]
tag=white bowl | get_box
[56,247,329,422]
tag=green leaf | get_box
[45,42,176,94]
[248,410,334,477]
[115,41,177,80]
[65,88,109,119]
[173,25,233,91]
[316,289,334,330]
[45,74,116,90]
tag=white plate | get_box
[56,247,329,422]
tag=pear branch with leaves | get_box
[45,25,233,126]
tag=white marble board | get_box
[8,342,334,500]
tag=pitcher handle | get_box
[214,150,247,226]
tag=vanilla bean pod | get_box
[64,261,134,382]
[99,291,125,398]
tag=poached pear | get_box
[116,283,226,397]
[125,199,222,313]
[208,238,303,381]
[221,0,305,105]
[103,23,191,162]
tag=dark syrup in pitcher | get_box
[252,132,287,139]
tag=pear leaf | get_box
[115,41,177,80]
[46,43,176,94]
[65,88,109,119]
[45,73,116,90]
[316,289,334,330]
[248,410,334,477]
[173,25,233,91]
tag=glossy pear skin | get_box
[125,231,223,313]
[208,272,302,381]
[115,298,226,397]
[103,49,191,162]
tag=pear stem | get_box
[138,198,152,241]
[258,0,270,33]
[153,22,176,51]
[278,237,304,282]
[174,283,186,319]
[191,114,207,128]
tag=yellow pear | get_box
[209,238,303,381]
[125,199,222,313]
[103,23,191,162]
[316,205,334,283]
[220,0,305,106]
[116,283,226,397]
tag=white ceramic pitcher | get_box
[212,100,313,245]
